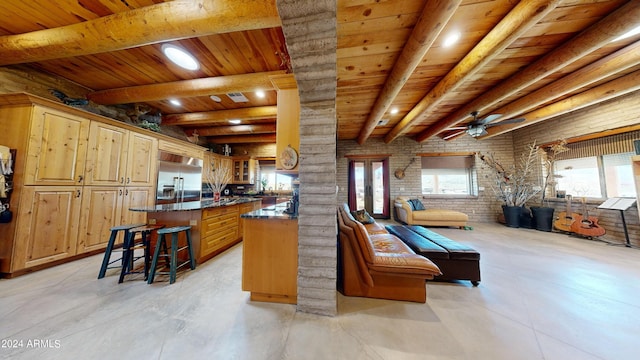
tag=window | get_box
[421,155,476,196]
[259,163,292,191]
[554,152,635,199]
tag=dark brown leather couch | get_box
[337,203,441,303]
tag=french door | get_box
[348,157,390,218]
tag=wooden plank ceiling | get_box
[0,0,639,145]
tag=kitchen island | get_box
[241,203,298,304]
[130,198,262,264]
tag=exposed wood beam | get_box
[163,106,278,126]
[539,124,640,147]
[482,70,640,138]
[206,134,276,144]
[416,0,640,143]
[87,72,289,105]
[383,0,561,144]
[356,0,461,145]
[0,0,281,65]
[185,123,276,137]
[472,39,640,126]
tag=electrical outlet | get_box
[190,219,197,226]
[399,187,405,191]
[148,218,156,225]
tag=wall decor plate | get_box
[280,145,298,170]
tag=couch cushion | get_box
[364,221,388,235]
[407,226,480,261]
[351,209,375,224]
[412,209,468,222]
[385,225,450,260]
[339,204,376,264]
[409,199,425,210]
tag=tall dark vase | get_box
[531,207,554,232]
[502,205,522,228]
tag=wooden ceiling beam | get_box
[163,106,278,126]
[87,72,289,105]
[473,39,640,126]
[416,0,640,143]
[206,134,276,144]
[185,123,276,137]
[0,0,281,65]
[356,0,462,145]
[382,0,561,144]
[482,69,640,138]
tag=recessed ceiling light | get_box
[169,99,181,106]
[390,107,399,115]
[443,31,461,47]
[256,90,265,98]
[612,24,640,42]
[161,44,200,71]
[229,119,241,125]
[210,95,222,102]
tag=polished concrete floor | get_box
[1,222,640,360]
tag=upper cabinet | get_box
[272,75,300,174]
[24,106,90,186]
[84,122,157,187]
[232,157,255,184]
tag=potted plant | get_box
[478,142,541,228]
[530,140,568,231]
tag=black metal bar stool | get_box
[147,226,196,284]
[118,224,165,283]
[98,223,145,279]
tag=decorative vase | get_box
[531,206,554,232]
[502,205,521,228]
[214,192,221,202]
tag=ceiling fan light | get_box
[162,44,200,71]
[467,126,485,137]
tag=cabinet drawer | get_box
[203,205,239,218]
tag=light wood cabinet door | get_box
[85,122,129,186]
[121,186,152,226]
[85,124,157,187]
[232,158,255,184]
[126,132,157,187]
[24,106,89,186]
[13,186,82,270]
[77,187,123,253]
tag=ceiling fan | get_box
[443,111,525,139]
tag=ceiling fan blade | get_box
[446,126,468,130]
[442,129,467,140]
[485,117,525,128]
[478,113,502,125]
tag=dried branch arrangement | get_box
[478,142,541,207]
[205,163,231,198]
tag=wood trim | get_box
[344,154,392,159]
[417,152,475,157]
[538,124,640,148]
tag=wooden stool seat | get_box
[118,224,165,283]
[97,223,146,279]
[148,225,196,284]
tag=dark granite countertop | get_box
[241,203,298,220]
[129,197,261,213]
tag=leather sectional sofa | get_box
[394,196,469,228]
[337,203,442,303]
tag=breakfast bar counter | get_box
[240,203,298,304]
[130,198,262,264]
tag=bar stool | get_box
[147,226,196,284]
[98,223,145,279]
[118,224,165,283]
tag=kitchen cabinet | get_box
[24,106,90,186]
[201,205,239,259]
[77,186,152,253]
[12,186,82,271]
[242,215,298,304]
[232,157,255,184]
[203,152,233,186]
[85,122,157,187]
[238,200,263,239]
[274,82,300,174]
